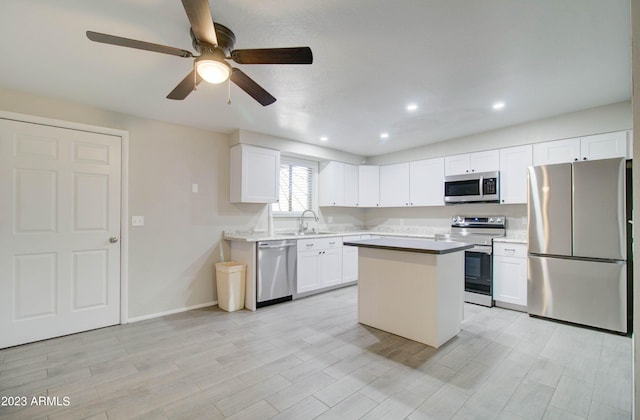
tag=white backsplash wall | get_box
[363,203,527,236]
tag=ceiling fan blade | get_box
[167,70,203,100]
[230,68,276,106]
[230,47,313,64]
[86,31,193,58]
[181,0,218,46]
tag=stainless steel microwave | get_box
[444,171,500,204]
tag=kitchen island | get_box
[343,237,473,348]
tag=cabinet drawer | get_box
[493,242,527,258]
[298,236,343,251]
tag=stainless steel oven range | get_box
[435,216,506,307]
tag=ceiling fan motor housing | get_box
[190,22,236,56]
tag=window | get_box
[272,156,317,216]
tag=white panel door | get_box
[409,157,444,206]
[0,119,121,348]
[358,165,380,207]
[320,247,343,288]
[580,131,627,161]
[444,154,471,176]
[499,144,532,204]
[532,137,581,165]
[296,250,321,293]
[343,163,359,207]
[379,163,410,207]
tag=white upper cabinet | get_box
[343,163,359,207]
[379,162,410,207]
[579,131,627,161]
[409,157,444,206]
[532,137,580,165]
[319,161,345,206]
[444,150,499,176]
[358,165,380,207]
[319,161,359,207]
[533,131,628,166]
[230,144,279,203]
[499,145,532,204]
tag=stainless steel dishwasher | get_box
[256,240,296,308]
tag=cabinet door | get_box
[379,162,410,207]
[580,131,627,161]
[297,250,321,293]
[342,245,358,282]
[493,255,527,306]
[358,165,380,207]
[532,138,581,165]
[444,154,471,176]
[230,144,280,203]
[343,164,359,207]
[499,145,532,204]
[470,150,500,173]
[321,247,343,287]
[319,161,345,206]
[410,157,444,206]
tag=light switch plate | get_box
[192,183,199,193]
[132,216,144,227]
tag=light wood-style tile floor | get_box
[0,285,632,419]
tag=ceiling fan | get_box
[86,0,313,106]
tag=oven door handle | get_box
[468,247,492,255]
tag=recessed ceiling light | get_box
[380,132,389,139]
[492,102,505,110]
[407,103,418,111]
[320,136,328,141]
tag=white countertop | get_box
[225,229,527,244]
[224,230,437,242]
[493,231,527,245]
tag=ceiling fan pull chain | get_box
[227,77,232,105]
[193,61,197,91]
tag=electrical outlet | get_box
[132,216,144,227]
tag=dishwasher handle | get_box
[258,241,296,249]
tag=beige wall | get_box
[0,87,266,319]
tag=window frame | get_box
[272,155,319,218]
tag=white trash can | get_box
[215,262,246,312]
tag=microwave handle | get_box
[479,174,484,198]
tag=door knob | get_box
[109,236,119,243]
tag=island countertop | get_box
[343,237,473,254]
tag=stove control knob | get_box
[496,218,502,223]
[489,218,494,223]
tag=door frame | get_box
[0,110,130,324]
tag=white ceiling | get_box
[0,0,631,156]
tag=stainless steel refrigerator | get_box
[527,157,629,333]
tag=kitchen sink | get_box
[277,231,331,236]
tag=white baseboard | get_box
[127,301,217,323]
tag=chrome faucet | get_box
[299,209,319,233]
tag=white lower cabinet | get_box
[493,242,528,310]
[296,249,322,293]
[296,237,343,294]
[342,246,358,282]
[342,234,368,283]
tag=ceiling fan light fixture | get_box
[196,57,230,84]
